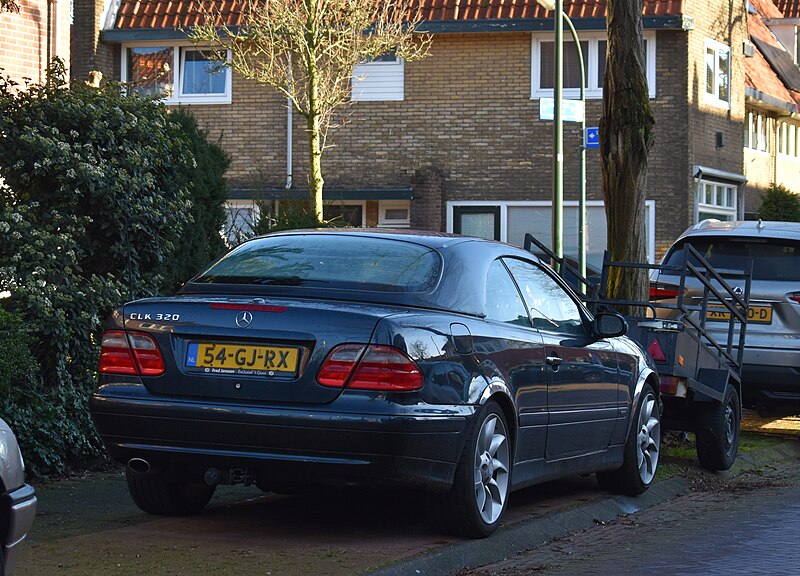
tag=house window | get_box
[697,181,738,222]
[778,121,799,158]
[745,111,769,152]
[224,200,259,246]
[123,44,232,105]
[352,54,404,102]
[704,39,731,108]
[452,206,501,241]
[323,201,366,226]
[531,32,656,100]
[448,201,657,269]
[378,201,411,227]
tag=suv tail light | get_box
[99,330,165,376]
[317,344,423,391]
[789,292,800,304]
[650,282,680,301]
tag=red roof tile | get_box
[746,0,799,110]
[774,0,800,17]
[114,0,685,30]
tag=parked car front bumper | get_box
[2,483,37,576]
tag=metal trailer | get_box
[524,233,752,471]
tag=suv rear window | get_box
[194,234,442,292]
[664,236,800,281]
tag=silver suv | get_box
[655,220,800,408]
[1,418,36,576]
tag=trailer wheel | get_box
[694,384,740,471]
[597,382,661,495]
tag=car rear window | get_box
[194,234,442,292]
[664,236,800,281]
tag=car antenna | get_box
[757,219,765,231]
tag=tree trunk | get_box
[600,0,655,312]
[307,111,324,219]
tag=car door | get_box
[474,259,548,464]
[503,258,620,461]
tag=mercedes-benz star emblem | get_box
[235,311,254,328]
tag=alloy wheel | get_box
[473,413,510,524]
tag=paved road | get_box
[461,463,800,576]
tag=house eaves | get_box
[745,86,797,113]
[102,0,691,42]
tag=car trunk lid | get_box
[120,296,404,404]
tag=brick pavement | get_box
[458,463,800,576]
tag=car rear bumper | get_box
[2,483,37,576]
[741,346,800,401]
[90,387,470,492]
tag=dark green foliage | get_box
[0,60,191,295]
[160,110,230,291]
[757,183,800,222]
[0,60,200,474]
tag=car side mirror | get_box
[593,313,628,338]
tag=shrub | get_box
[0,60,201,474]
[757,183,800,222]
[160,110,231,291]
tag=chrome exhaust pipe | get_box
[127,457,151,474]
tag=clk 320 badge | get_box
[128,313,181,321]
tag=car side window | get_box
[503,258,587,337]
[485,260,532,327]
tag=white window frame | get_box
[778,121,799,159]
[745,111,770,153]
[323,200,367,226]
[223,200,260,246]
[351,55,405,102]
[704,38,731,109]
[531,31,657,100]
[377,200,411,227]
[695,180,740,222]
[121,41,233,105]
[446,200,657,264]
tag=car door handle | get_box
[546,356,563,367]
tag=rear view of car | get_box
[655,220,800,408]
[1,418,37,576]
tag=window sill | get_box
[164,96,232,106]
[703,94,731,110]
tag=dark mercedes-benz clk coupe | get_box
[90,230,661,537]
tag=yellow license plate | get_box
[187,342,299,374]
[706,305,773,325]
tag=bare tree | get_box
[600,0,655,306]
[1,0,19,12]
[191,0,430,218]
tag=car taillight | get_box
[317,344,423,391]
[650,283,680,301]
[99,330,165,376]
[789,292,800,304]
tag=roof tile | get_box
[774,0,800,17]
[114,0,684,30]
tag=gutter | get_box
[100,15,694,43]
[745,87,797,115]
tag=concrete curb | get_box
[366,439,800,576]
[365,477,690,576]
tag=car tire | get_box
[125,468,216,515]
[432,400,512,538]
[694,384,740,471]
[597,382,661,495]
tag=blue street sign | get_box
[585,127,599,149]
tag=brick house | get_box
[73,0,800,265]
[744,0,800,208]
[0,0,71,86]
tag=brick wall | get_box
[1,0,70,86]
[684,0,748,221]
[71,0,117,83]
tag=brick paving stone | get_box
[460,464,800,576]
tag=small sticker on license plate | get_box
[186,342,299,375]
